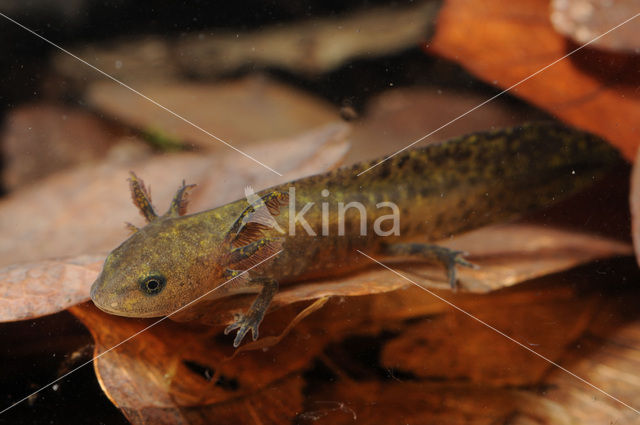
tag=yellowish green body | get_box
[90,123,619,346]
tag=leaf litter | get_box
[0,92,634,423]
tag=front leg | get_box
[224,277,279,347]
[221,192,286,347]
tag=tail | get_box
[347,122,622,239]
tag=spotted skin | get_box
[90,123,620,346]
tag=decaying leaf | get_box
[428,0,640,160]
[299,269,640,425]
[73,263,640,425]
[85,76,340,150]
[52,1,440,84]
[0,103,148,190]
[0,112,633,424]
[551,0,640,53]
[346,86,547,164]
[68,299,340,425]
[380,282,597,387]
[175,1,440,76]
[543,293,640,424]
[301,381,570,425]
[437,223,632,292]
[0,255,104,322]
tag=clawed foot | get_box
[434,248,478,290]
[224,311,263,348]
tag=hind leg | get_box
[383,243,477,289]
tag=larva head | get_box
[90,173,226,317]
[90,216,225,317]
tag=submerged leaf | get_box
[428,0,640,160]
[86,77,340,150]
[0,110,632,424]
[72,263,640,425]
[69,300,331,425]
[0,255,103,322]
[300,267,640,425]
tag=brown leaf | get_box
[380,282,597,386]
[0,103,148,190]
[551,0,640,53]
[52,37,182,88]
[301,381,570,425]
[68,300,335,425]
[0,255,103,322]
[543,295,640,424]
[438,224,633,292]
[52,2,440,83]
[0,108,632,423]
[66,226,630,424]
[86,76,340,150]
[175,1,440,76]
[300,267,640,424]
[428,0,640,160]
[347,86,546,164]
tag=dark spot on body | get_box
[412,158,425,175]
[456,164,470,176]
[396,155,409,169]
[378,161,392,179]
[492,163,506,178]
[434,213,444,228]
[450,147,472,162]
[400,223,412,235]
[461,208,475,223]
[420,186,434,198]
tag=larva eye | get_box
[139,274,166,295]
